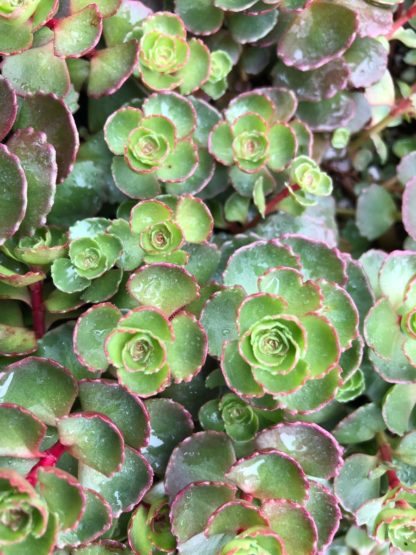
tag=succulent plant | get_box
[137,12,210,95]
[162,426,342,555]
[1,0,416,552]
[201,236,363,411]
[363,250,416,383]
[104,93,220,198]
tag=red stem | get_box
[228,185,300,234]
[388,3,416,38]
[379,442,401,490]
[26,441,67,486]
[29,281,46,339]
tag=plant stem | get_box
[29,281,46,339]
[388,3,416,38]
[229,185,300,234]
[378,440,401,490]
[26,441,67,486]
[336,207,356,218]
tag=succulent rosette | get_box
[201,236,362,411]
[0,357,154,551]
[1,226,67,267]
[362,250,416,383]
[51,218,123,303]
[199,392,282,443]
[105,92,221,198]
[162,426,342,555]
[0,469,53,553]
[137,12,210,95]
[287,156,333,206]
[208,89,302,197]
[73,263,207,396]
[202,50,233,100]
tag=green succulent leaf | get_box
[57,413,124,476]
[0,357,77,426]
[0,404,46,457]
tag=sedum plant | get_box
[0,0,416,552]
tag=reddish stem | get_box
[45,18,58,29]
[228,185,300,234]
[379,442,401,490]
[388,3,416,38]
[26,441,67,486]
[29,281,46,339]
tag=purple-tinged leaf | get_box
[273,59,350,102]
[344,37,388,88]
[0,403,46,458]
[74,303,121,373]
[278,2,357,71]
[170,481,236,543]
[79,446,153,517]
[54,5,103,58]
[297,92,355,132]
[0,19,32,56]
[0,357,78,426]
[79,379,150,451]
[14,93,79,183]
[142,398,194,477]
[305,482,341,552]
[37,467,86,531]
[0,144,27,245]
[2,42,71,98]
[262,499,318,555]
[58,489,113,548]
[205,500,268,537]
[0,77,17,142]
[128,263,200,316]
[88,40,139,98]
[254,422,343,479]
[398,152,416,186]
[403,178,416,241]
[165,431,236,500]
[58,412,125,476]
[7,128,57,236]
[333,0,393,38]
[226,449,309,503]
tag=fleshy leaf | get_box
[382,383,416,436]
[88,41,139,98]
[142,398,193,477]
[0,144,26,245]
[58,413,124,476]
[74,303,121,372]
[334,403,385,444]
[278,2,357,70]
[128,264,199,316]
[254,422,343,479]
[165,431,236,499]
[7,128,57,236]
[79,446,153,517]
[37,467,85,531]
[171,482,236,543]
[2,43,70,97]
[334,454,380,512]
[167,312,207,383]
[79,380,149,450]
[226,450,308,503]
[14,93,79,182]
[0,77,17,142]
[262,499,317,555]
[54,5,102,58]
[0,404,46,457]
[0,357,77,426]
[356,185,396,240]
[403,178,416,241]
[175,196,213,243]
[58,489,112,547]
[305,482,341,552]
